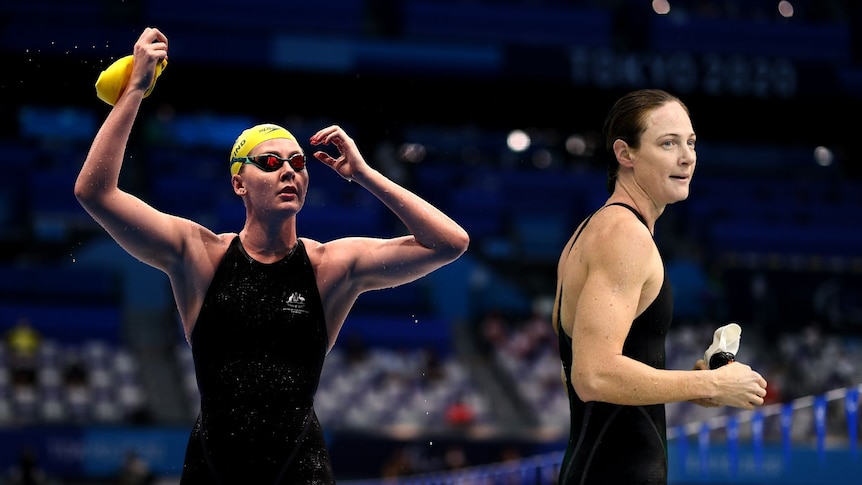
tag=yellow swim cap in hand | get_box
[95,54,167,106]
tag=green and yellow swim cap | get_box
[230,123,297,175]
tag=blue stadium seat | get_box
[650,15,852,63]
[403,1,612,47]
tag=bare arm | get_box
[564,212,766,409]
[74,28,200,273]
[309,125,470,292]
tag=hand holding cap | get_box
[95,54,167,106]
[704,323,742,369]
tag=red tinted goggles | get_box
[232,153,306,172]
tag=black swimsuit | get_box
[180,237,335,484]
[558,203,673,485]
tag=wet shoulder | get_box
[584,205,653,251]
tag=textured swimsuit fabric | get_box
[180,237,335,484]
[558,203,673,485]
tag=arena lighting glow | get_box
[397,142,426,163]
[652,0,670,15]
[778,1,795,18]
[506,129,530,152]
[814,146,833,167]
[565,134,587,156]
[532,149,553,169]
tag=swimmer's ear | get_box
[231,174,246,196]
[613,139,634,168]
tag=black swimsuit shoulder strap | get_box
[564,208,600,257]
[605,202,648,228]
[558,203,649,334]
[556,208,600,329]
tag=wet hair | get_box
[601,89,690,195]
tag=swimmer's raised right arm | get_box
[75,27,214,274]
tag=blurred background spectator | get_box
[3,446,52,485]
[5,317,41,392]
[116,451,155,485]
